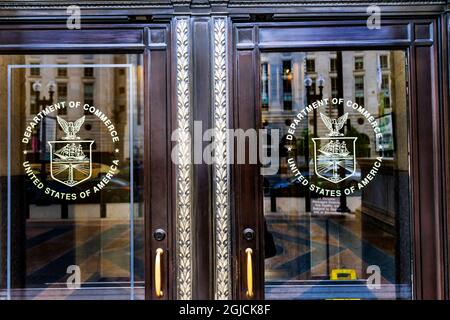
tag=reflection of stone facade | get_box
[263,50,409,285]
[0,56,26,177]
[23,54,132,157]
[0,54,144,223]
[261,51,406,158]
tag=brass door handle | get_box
[155,248,164,297]
[245,248,254,298]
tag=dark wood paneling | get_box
[411,44,445,299]
[146,41,172,299]
[0,29,145,51]
[191,17,213,300]
[258,23,410,48]
[0,0,446,18]
[444,12,450,300]
[233,43,264,299]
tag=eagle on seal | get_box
[320,112,348,137]
[57,115,85,140]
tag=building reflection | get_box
[0,54,145,299]
[262,51,411,299]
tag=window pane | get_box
[282,60,293,111]
[57,83,68,115]
[84,67,94,78]
[261,62,269,110]
[355,76,364,91]
[380,55,389,69]
[30,62,40,76]
[306,59,315,73]
[57,65,67,77]
[355,56,364,70]
[330,58,337,73]
[261,50,411,300]
[83,83,94,114]
[0,54,144,300]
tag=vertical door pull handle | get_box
[245,248,254,298]
[155,248,164,297]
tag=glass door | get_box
[260,50,412,299]
[0,55,145,299]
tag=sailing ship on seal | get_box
[318,140,350,158]
[54,143,87,162]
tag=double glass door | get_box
[0,54,146,299]
[0,22,441,301]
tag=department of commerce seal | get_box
[286,97,384,197]
[21,100,121,200]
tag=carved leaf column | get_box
[175,17,192,300]
[212,17,231,300]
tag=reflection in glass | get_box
[261,51,411,300]
[0,54,144,300]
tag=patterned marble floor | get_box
[4,212,411,300]
[264,213,411,300]
[9,219,145,300]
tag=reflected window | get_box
[381,75,390,91]
[30,86,38,114]
[84,67,94,78]
[57,64,67,77]
[331,76,338,99]
[354,56,364,70]
[330,57,337,73]
[57,83,68,115]
[261,62,269,110]
[30,63,40,77]
[83,83,94,109]
[380,55,389,69]
[282,60,293,111]
[355,75,365,106]
[306,58,315,73]
[384,96,391,109]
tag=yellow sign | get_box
[330,269,357,280]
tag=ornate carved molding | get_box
[229,0,445,7]
[212,17,231,300]
[228,0,445,5]
[0,0,444,9]
[0,1,173,9]
[175,17,192,300]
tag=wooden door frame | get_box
[0,21,175,300]
[0,1,449,302]
[444,10,450,302]
[231,17,448,300]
